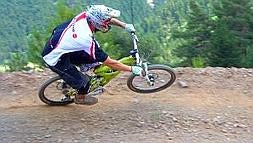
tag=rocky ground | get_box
[0,67,252,143]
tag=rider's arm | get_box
[109,18,127,29]
[93,41,132,72]
[109,18,135,33]
[103,56,132,72]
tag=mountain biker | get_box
[41,5,143,105]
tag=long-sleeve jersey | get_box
[42,12,96,66]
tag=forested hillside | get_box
[0,0,151,64]
[1,0,253,71]
[0,0,55,62]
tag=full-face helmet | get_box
[86,5,120,32]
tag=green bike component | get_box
[89,56,135,92]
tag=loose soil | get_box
[0,67,252,143]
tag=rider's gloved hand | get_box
[125,24,136,33]
[131,66,143,76]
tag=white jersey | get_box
[43,12,95,66]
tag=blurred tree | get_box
[210,0,253,67]
[85,0,152,24]
[0,0,55,63]
[172,0,212,67]
[27,0,81,68]
[208,21,240,67]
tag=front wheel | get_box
[127,64,176,93]
[38,76,75,106]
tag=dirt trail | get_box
[0,67,252,143]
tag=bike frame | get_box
[89,33,151,90]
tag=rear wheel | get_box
[127,64,176,93]
[38,76,75,106]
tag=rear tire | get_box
[127,64,176,93]
[38,76,74,106]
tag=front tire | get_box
[127,64,176,93]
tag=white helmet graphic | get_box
[87,5,121,32]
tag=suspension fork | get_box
[131,33,154,86]
[142,62,154,86]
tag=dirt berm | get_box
[0,67,252,143]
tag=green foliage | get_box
[0,65,7,72]
[86,0,152,24]
[1,0,153,71]
[4,52,28,71]
[134,0,212,66]
[27,30,48,68]
[172,0,212,66]
[95,28,132,59]
[0,0,82,64]
[138,33,161,62]
[192,56,205,68]
[209,0,253,67]
[171,0,253,68]
[48,0,82,28]
[0,0,55,63]
[2,0,253,71]
[243,46,253,67]
[208,20,241,67]
[135,1,184,65]
[26,1,82,68]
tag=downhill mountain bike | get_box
[38,33,176,106]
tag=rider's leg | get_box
[48,53,98,105]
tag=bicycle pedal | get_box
[88,87,105,96]
[61,96,72,102]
